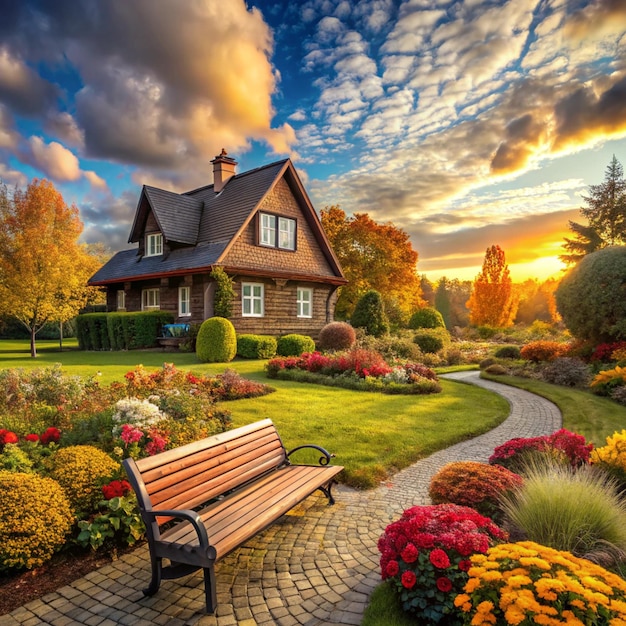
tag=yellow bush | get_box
[48,445,119,516]
[0,471,73,571]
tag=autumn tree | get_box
[514,278,561,325]
[320,206,423,324]
[561,155,626,264]
[466,245,516,327]
[0,179,102,357]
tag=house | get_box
[88,151,347,338]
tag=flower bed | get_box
[378,504,508,624]
[266,349,441,394]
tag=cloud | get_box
[0,0,296,190]
[25,137,82,182]
[80,190,137,250]
[0,161,27,187]
[83,170,108,191]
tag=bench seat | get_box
[123,418,343,613]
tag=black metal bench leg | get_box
[144,557,162,596]
[319,480,337,505]
[204,566,217,613]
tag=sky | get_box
[0,0,625,283]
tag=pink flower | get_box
[436,576,453,592]
[429,548,450,569]
[120,424,144,445]
[145,433,167,456]
[401,570,417,589]
[400,543,419,564]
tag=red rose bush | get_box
[378,503,507,624]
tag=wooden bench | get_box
[122,418,343,614]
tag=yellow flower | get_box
[506,574,533,588]
[454,594,472,611]
[477,600,495,615]
[465,577,482,593]
[481,570,503,582]
[469,566,486,578]
[581,575,614,596]
[519,556,551,570]
[561,609,585,625]
[504,605,526,625]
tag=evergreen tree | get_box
[561,155,626,264]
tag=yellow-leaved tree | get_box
[0,179,102,357]
[466,244,517,328]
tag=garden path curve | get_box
[2,371,562,626]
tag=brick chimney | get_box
[211,149,237,193]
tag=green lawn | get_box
[0,339,509,488]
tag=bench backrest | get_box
[123,419,287,525]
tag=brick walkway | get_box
[1,372,561,626]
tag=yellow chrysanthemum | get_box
[519,556,551,571]
[581,575,614,596]
[504,605,526,625]
[477,600,495,615]
[506,574,533,588]
[465,577,482,593]
[481,570,503,582]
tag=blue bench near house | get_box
[161,323,190,338]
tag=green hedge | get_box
[76,311,174,350]
[276,334,315,356]
[237,334,277,359]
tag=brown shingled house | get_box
[88,151,347,338]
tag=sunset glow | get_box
[0,0,624,282]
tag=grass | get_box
[500,459,626,560]
[481,373,626,447]
[0,339,509,489]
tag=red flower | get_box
[436,577,453,592]
[1,430,18,445]
[401,570,417,589]
[102,479,132,500]
[25,433,40,442]
[385,560,400,577]
[40,427,61,444]
[400,543,419,564]
[458,559,472,572]
[429,548,450,569]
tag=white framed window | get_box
[242,282,264,317]
[259,212,295,250]
[297,287,312,318]
[116,290,126,311]
[179,286,191,317]
[146,233,163,257]
[142,288,160,310]
[260,213,276,247]
[278,217,296,250]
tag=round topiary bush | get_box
[485,363,508,375]
[541,357,591,388]
[196,316,237,363]
[0,471,73,571]
[494,345,521,359]
[318,322,356,351]
[276,333,315,356]
[556,246,626,344]
[350,290,389,337]
[408,307,445,329]
[48,445,119,516]
[413,329,448,354]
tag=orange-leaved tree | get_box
[320,205,424,324]
[466,244,516,327]
[0,179,102,357]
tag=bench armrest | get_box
[144,508,211,548]
[286,444,335,466]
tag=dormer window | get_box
[259,213,296,250]
[146,233,163,257]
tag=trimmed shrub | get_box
[429,461,523,522]
[276,333,315,357]
[210,267,235,318]
[520,340,566,362]
[408,307,445,329]
[541,357,591,387]
[48,445,119,516]
[351,290,389,337]
[494,345,521,359]
[318,322,356,351]
[76,313,110,350]
[479,357,497,369]
[485,363,507,375]
[413,329,447,353]
[236,334,277,359]
[196,317,237,363]
[0,471,74,571]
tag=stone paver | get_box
[0,372,561,626]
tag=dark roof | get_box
[89,158,345,286]
[128,186,202,245]
[89,242,228,285]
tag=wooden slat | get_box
[135,419,275,473]
[160,464,343,556]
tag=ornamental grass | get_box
[455,540,626,625]
[499,459,626,564]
